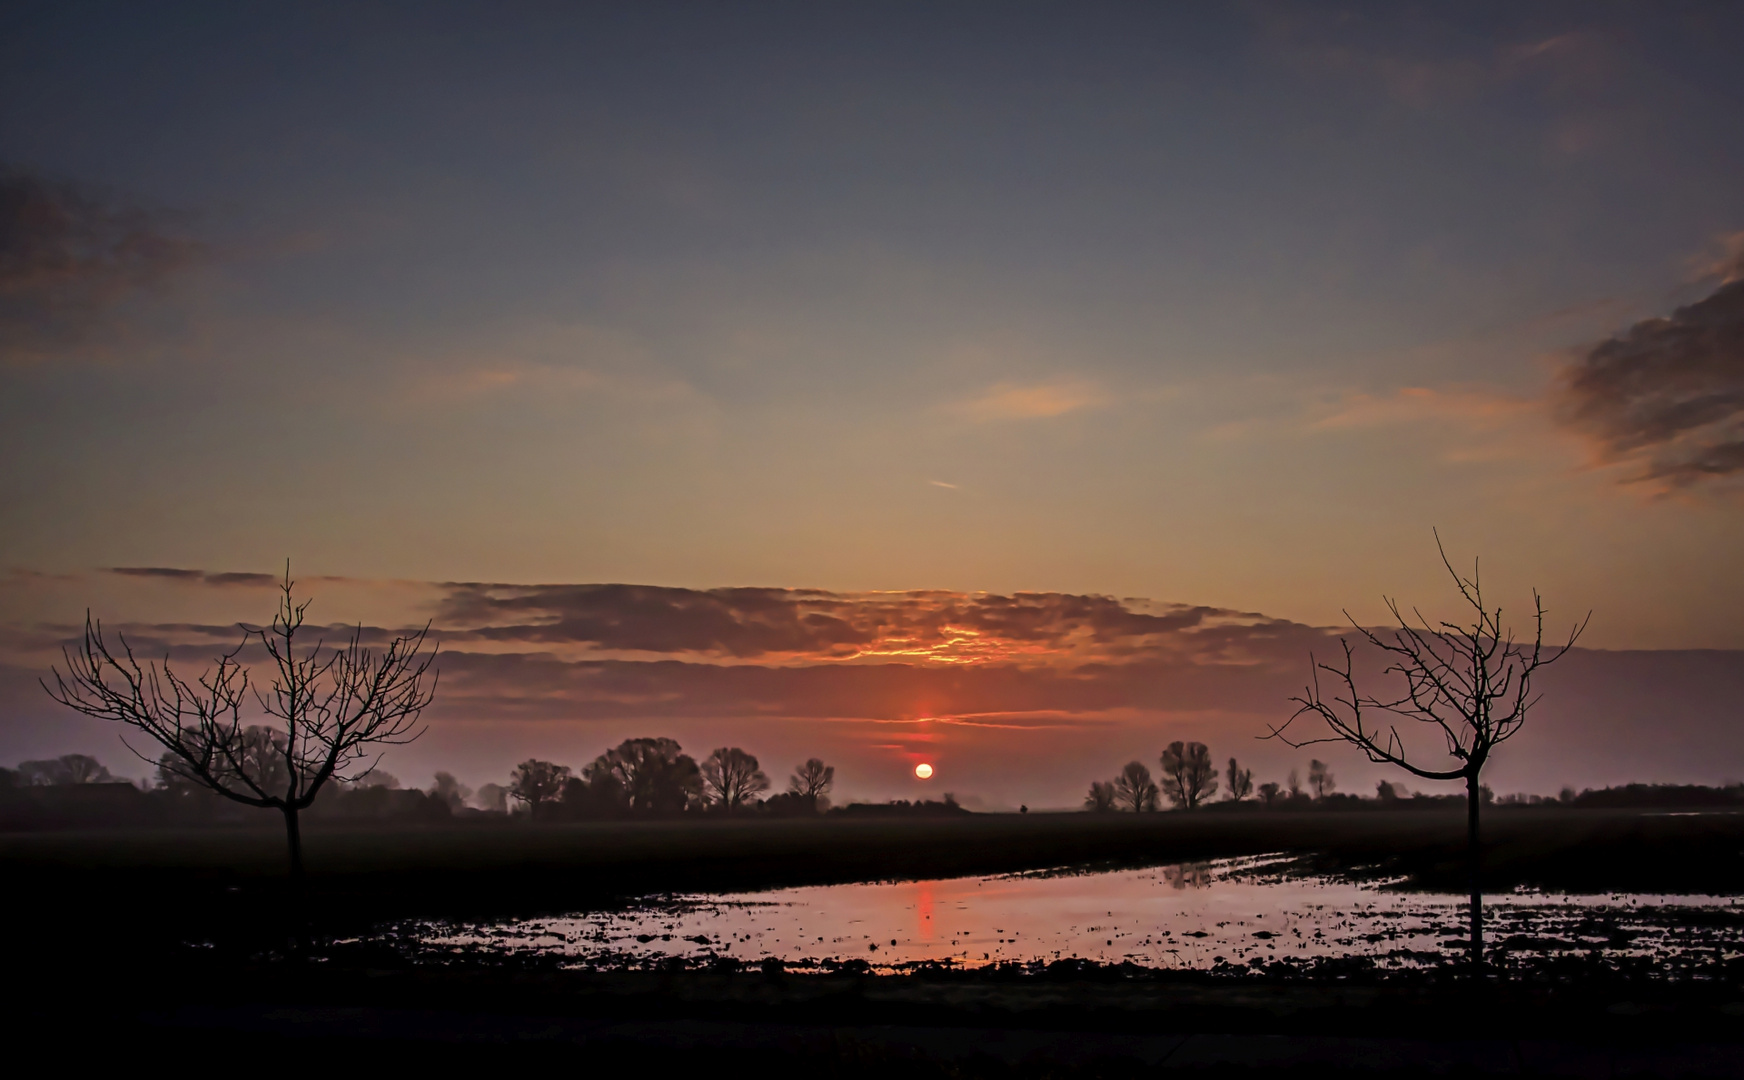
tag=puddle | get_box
[397,855,1744,974]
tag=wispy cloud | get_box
[1307,385,1540,434]
[954,380,1104,421]
[1684,231,1744,286]
[408,361,603,403]
[394,321,706,420]
[0,165,203,365]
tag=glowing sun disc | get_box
[914,763,934,779]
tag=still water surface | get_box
[414,856,1742,972]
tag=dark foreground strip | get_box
[129,1004,1744,1076]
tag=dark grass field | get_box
[10,926,1744,1075]
[6,808,1741,935]
[8,809,1743,1074]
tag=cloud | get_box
[433,582,1286,665]
[11,570,1744,793]
[1557,253,1744,487]
[1214,383,1561,467]
[0,165,203,364]
[108,567,278,587]
[1307,386,1538,433]
[407,361,603,404]
[1255,8,1622,107]
[422,648,1316,726]
[205,572,281,587]
[1684,231,1744,286]
[955,380,1103,421]
[107,567,202,581]
[7,571,1341,738]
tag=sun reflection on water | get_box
[410,855,1744,975]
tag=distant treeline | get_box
[0,742,956,830]
[3,749,1739,832]
[492,740,968,820]
[1083,743,1341,812]
[1083,743,1744,814]
[0,758,454,831]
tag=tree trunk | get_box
[1466,772,1482,971]
[282,804,308,957]
[284,803,304,884]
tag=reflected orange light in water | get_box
[914,881,935,941]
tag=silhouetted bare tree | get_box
[44,570,436,880]
[1307,758,1335,799]
[702,746,770,810]
[1256,781,1282,806]
[1159,741,1218,809]
[1084,780,1118,812]
[788,757,835,810]
[1269,533,1586,968]
[1225,757,1254,801]
[508,759,571,814]
[1113,760,1158,812]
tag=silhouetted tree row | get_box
[1086,742,1227,812]
[1087,748,1438,813]
[0,753,114,787]
[1,758,463,830]
[503,740,836,820]
[835,793,969,818]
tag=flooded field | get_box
[398,856,1744,975]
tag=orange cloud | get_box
[955,380,1103,421]
[1306,385,1540,433]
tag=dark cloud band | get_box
[436,581,1268,660]
[108,567,278,586]
[1559,261,1744,485]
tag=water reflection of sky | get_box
[415,856,1744,973]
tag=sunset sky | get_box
[4,3,1742,806]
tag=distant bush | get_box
[834,795,971,818]
[0,783,153,831]
[305,782,452,823]
[755,791,824,817]
[1568,783,1744,809]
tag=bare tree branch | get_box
[1263,531,1588,968]
[42,564,439,877]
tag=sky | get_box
[3,2,1743,806]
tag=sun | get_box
[914,762,934,779]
